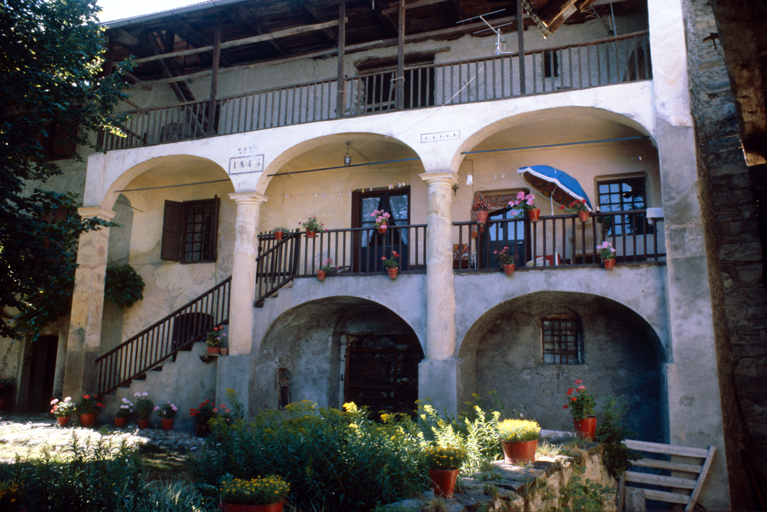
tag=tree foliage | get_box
[0,0,130,340]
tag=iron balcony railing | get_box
[101,31,651,151]
[95,277,231,395]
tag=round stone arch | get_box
[449,106,656,173]
[254,131,423,195]
[253,296,425,414]
[458,291,668,443]
[99,154,232,211]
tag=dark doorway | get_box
[351,189,410,272]
[478,207,528,269]
[24,335,58,412]
[343,333,422,415]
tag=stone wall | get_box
[683,0,767,508]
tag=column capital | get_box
[77,206,116,222]
[419,171,459,187]
[229,191,268,206]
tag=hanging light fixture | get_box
[344,142,352,166]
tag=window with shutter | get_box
[161,197,219,263]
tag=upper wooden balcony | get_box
[101,31,651,152]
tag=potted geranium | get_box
[317,258,337,282]
[370,209,391,233]
[77,395,103,427]
[597,241,616,270]
[564,379,597,439]
[423,445,466,499]
[205,326,226,354]
[155,401,178,431]
[301,216,324,238]
[498,419,541,464]
[559,199,591,223]
[220,475,290,512]
[134,392,154,429]
[508,191,540,222]
[190,399,217,437]
[272,227,289,240]
[381,251,400,280]
[115,397,133,427]
[50,396,76,427]
[494,246,518,276]
[472,195,491,224]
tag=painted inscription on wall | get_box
[421,130,460,143]
[229,153,264,175]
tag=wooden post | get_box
[396,0,405,110]
[517,0,526,95]
[207,21,222,136]
[336,0,346,118]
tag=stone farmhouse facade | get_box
[2,0,766,509]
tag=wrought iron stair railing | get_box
[255,230,302,307]
[95,277,231,396]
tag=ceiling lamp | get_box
[344,142,352,166]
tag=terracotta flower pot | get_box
[274,231,284,240]
[57,416,69,427]
[503,264,515,276]
[377,224,387,234]
[306,229,315,238]
[528,208,541,222]
[195,423,210,437]
[137,418,149,430]
[115,417,127,428]
[220,348,229,356]
[162,418,174,431]
[428,468,459,498]
[79,412,96,427]
[474,210,489,224]
[222,503,283,512]
[501,439,538,464]
[387,267,398,280]
[574,417,597,440]
[207,346,220,354]
[603,259,616,270]
[317,270,326,281]
[578,210,590,223]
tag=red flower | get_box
[577,385,586,391]
[393,251,399,257]
[212,408,218,413]
[97,403,104,408]
[563,405,568,409]
[567,388,574,395]
[83,395,90,399]
[575,379,582,384]
[571,397,577,401]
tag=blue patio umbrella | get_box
[517,165,594,214]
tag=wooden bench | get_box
[618,440,716,511]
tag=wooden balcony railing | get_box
[452,209,665,271]
[101,31,651,151]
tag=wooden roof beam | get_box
[228,5,291,57]
[170,16,237,66]
[290,0,337,44]
[132,19,340,65]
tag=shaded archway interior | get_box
[255,296,424,415]
[459,291,667,443]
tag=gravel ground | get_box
[0,413,206,463]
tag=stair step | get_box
[134,373,147,381]
[119,381,131,388]
[150,366,163,372]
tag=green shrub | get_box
[188,401,430,510]
[497,419,540,442]
[0,436,144,512]
[105,265,145,309]
[595,398,638,478]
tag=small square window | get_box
[542,316,582,364]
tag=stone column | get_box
[227,191,267,355]
[63,207,116,399]
[418,172,460,416]
[648,0,729,508]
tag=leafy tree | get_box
[0,0,130,340]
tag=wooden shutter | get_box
[161,200,183,261]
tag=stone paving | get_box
[0,413,205,462]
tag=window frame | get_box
[161,197,220,263]
[595,174,651,236]
[541,315,583,365]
